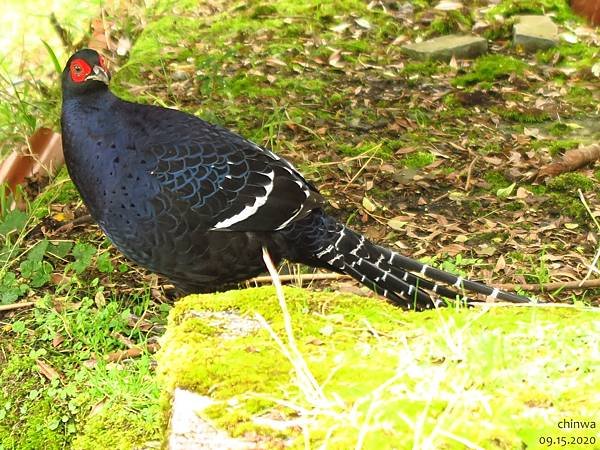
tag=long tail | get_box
[282,210,532,311]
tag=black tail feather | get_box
[387,253,530,304]
[283,211,533,311]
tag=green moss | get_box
[0,354,65,450]
[532,139,579,156]
[111,15,201,98]
[427,10,473,36]
[482,16,516,41]
[402,60,447,78]
[487,0,580,23]
[538,43,599,70]
[529,184,547,195]
[567,86,596,109]
[547,172,594,193]
[548,121,571,136]
[548,193,587,220]
[479,142,502,154]
[0,296,162,449]
[484,170,512,190]
[72,410,157,450]
[453,55,527,87]
[402,151,435,169]
[408,107,432,127]
[494,107,550,123]
[338,141,393,159]
[157,286,598,448]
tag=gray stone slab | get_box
[513,15,558,52]
[401,34,488,61]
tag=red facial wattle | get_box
[70,58,92,83]
[99,55,107,72]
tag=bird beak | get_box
[86,65,110,84]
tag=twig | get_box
[578,189,600,231]
[105,342,160,363]
[312,152,379,167]
[342,144,380,192]
[0,301,35,312]
[495,278,600,293]
[249,271,600,295]
[52,214,93,234]
[464,155,479,191]
[249,273,349,284]
[578,189,600,285]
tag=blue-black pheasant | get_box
[60,49,531,310]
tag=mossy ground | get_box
[159,286,598,449]
[0,293,164,450]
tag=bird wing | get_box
[143,116,323,232]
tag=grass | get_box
[486,0,583,23]
[402,151,435,169]
[0,0,599,447]
[159,286,598,449]
[0,292,166,449]
[453,55,527,87]
[538,43,599,71]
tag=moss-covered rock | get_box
[157,286,598,449]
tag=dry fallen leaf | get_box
[355,18,371,29]
[328,50,345,68]
[0,128,64,199]
[36,359,62,381]
[387,217,408,231]
[89,17,111,51]
[331,22,351,33]
[362,196,377,212]
[434,1,463,11]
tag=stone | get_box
[168,388,253,450]
[513,15,558,52]
[401,34,487,61]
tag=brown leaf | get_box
[51,273,71,285]
[0,128,63,197]
[537,144,600,180]
[105,342,160,363]
[52,334,65,348]
[395,146,417,155]
[494,255,506,272]
[388,217,408,231]
[36,359,62,381]
[89,17,111,52]
[306,337,325,346]
[328,50,345,68]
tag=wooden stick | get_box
[105,342,160,363]
[248,273,348,284]
[0,301,35,312]
[495,278,600,293]
[52,214,93,234]
[248,272,600,294]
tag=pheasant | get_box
[60,49,531,310]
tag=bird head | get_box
[61,48,111,96]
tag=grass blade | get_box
[41,40,62,74]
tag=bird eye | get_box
[69,58,92,83]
